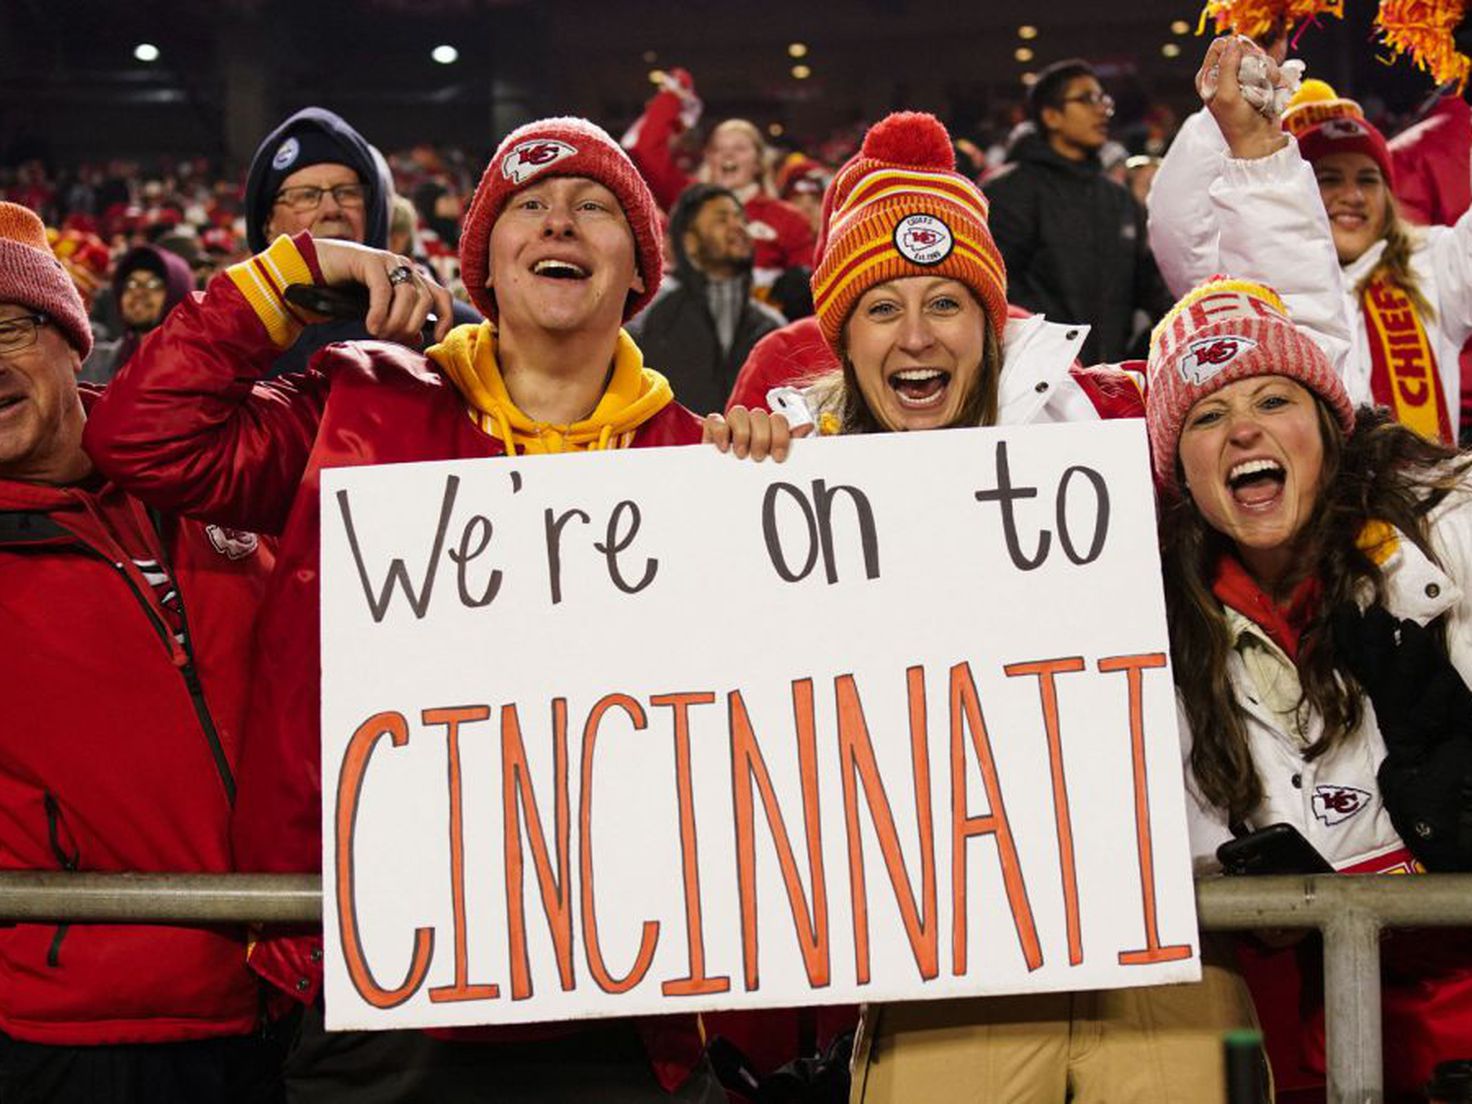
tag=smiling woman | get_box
[1149,274,1472,1096]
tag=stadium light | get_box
[134,43,160,62]
[1018,25,1038,40]
[791,64,812,80]
[431,45,459,65]
[1015,47,1034,62]
[788,43,809,59]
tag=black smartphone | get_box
[284,283,371,320]
[1217,823,1335,876]
[283,282,439,343]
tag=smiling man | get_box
[986,58,1173,364]
[0,203,283,1102]
[84,117,751,1101]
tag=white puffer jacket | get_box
[1150,108,1472,438]
[1182,478,1472,874]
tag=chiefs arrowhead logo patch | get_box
[206,524,260,561]
[893,214,953,266]
[501,139,578,185]
[1177,334,1258,385]
[1320,118,1367,141]
[1312,783,1371,826]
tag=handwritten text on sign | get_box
[319,421,1199,1030]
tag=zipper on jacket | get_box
[147,510,236,805]
[76,537,237,806]
[43,792,78,968]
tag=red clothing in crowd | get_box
[0,392,273,1045]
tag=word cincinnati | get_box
[332,653,1190,1011]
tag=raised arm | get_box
[85,233,450,535]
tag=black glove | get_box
[1331,602,1472,760]
[1333,602,1472,871]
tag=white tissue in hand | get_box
[1239,53,1305,118]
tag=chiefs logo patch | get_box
[893,214,953,266]
[1177,334,1258,385]
[206,525,260,561]
[1320,118,1367,141]
[500,139,578,185]
[1312,784,1371,826]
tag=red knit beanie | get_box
[1282,80,1395,188]
[460,118,662,323]
[810,112,1007,355]
[0,203,93,358]
[1145,276,1354,492]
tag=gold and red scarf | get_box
[1361,274,1453,444]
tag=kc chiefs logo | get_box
[893,213,953,265]
[1321,118,1367,141]
[1312,783,1371,826]
[501,139,578,185]
[1176,334,1258,385]
[205,524,259,561]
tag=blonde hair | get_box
[1356,195,1435,321]
[700,119,774,194]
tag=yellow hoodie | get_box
[428,321,675,456]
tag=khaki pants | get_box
[851,939,1262,1104]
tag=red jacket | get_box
[0,401,272,1044]
[84,275,707,1089]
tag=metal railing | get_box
[2,871,1469,1104]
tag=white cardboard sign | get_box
[319,420,1200,1030]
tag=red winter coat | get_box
[0,398,272,1044]
[83,277,707,1091]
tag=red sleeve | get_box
[726,317,837,413]
[623,88,695,213]
[1069,361,1147,420]
[83,273,329,538]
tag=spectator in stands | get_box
[985,58,1173,363]
[1149,272,1472,1100]
[243,106,477,377]
[80,242,193,384]
[623,69,815,290]
[1150,66,1472,447]
[85,117,790,1101]
[0,202,284,1102]
[627,182,784,414]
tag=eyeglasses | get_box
[273,183,367,212]
[1061,91,1115,112]
[0,313,49,355]
[122,273,167,294]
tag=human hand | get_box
[702,405,810,462]
[1198,36,1292,160]
[312,240,454,346]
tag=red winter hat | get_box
[1145,276,1354,492]
[0,203,93,358]
[1282,80,1394,188]
[460,117,663,323]
[810,112,1007,354]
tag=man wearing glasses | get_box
[243,107,478,377]
[0,201,284,1101]
[985,58,1173,363]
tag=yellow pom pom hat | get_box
[1281,79,1394,186]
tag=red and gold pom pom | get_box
[1375,0,1470,92]
[1198,0,1343,42]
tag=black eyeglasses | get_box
[0,313,49,355]
[272,183,367,212]
[1060,91,1115,112]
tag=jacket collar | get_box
[996,314,1090,424]
[1367,520,1459,624]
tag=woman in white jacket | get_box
[1150,76,1472,445]
[1147,265,1472,1098]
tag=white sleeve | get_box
[1147,108,1228,298]
[1426,204,1472,347]
[1177,696,1233,876]
[1211,137,1354,376]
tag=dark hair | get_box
[1027,59,1098,131]
[669,182,741,249]
[1163,403,1471,820]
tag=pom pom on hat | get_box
[859,111,956,170]
[0,203,93,358]
[810,112,1007,354]
[1281,79,1394,186]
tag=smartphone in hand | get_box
[1217,823,1334,876]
